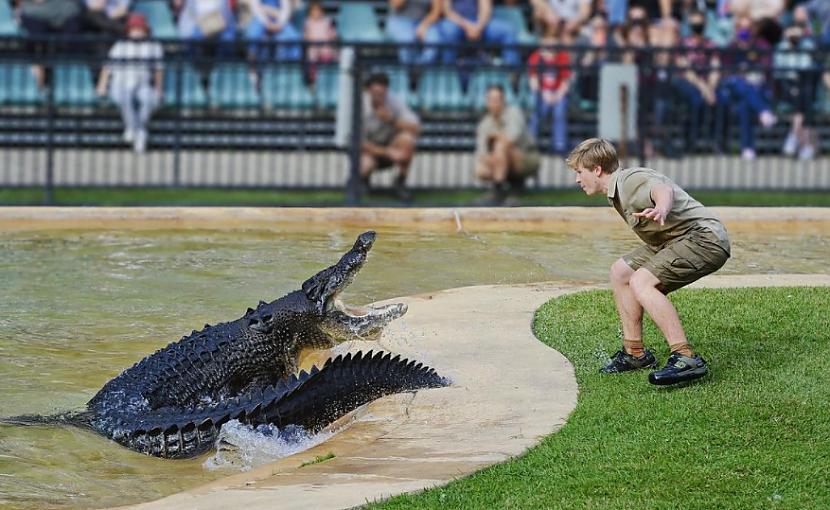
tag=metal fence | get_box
[1,35,829,204]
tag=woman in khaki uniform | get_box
[567,138,730,385]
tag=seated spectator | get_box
[18,0,84,88]
[475,85,540,206]
[529,0,590,35]
[527,21,572,154]
[626,2,679,46]
[360,73,421,202]
[95,13,163,153]
[174,0,238,50]
[243,0,302,61]
[436,0,519,66]
[18,0,84,35]
[715,15,777,160]
[673,9,719,151]
[304,0,337,73]
[774,21,819,159]
[574,12,611,104]
[728,0,784,22]
[83,0,130,35]
[799,0,830,48]
[385,0,443,65]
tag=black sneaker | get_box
[648,352,709,385]
[600,349,658,374]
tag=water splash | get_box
[203,420,336,472]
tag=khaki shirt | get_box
[475,105,537,156]
[607,168,731,253]
[362,91,419,146]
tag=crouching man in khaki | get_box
[567,138,731,385]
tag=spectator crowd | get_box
[4,0,830,194]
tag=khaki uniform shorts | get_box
[516,150,541,178]
[623,229,730,293]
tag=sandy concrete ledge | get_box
[117,273,830,510]
[1,206,829,232]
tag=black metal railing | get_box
[1,35,829,203]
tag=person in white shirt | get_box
[96,13,164,153]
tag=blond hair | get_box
[565,138,619,174]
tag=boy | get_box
[567,138,731,385]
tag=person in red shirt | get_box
[527,21,572,154]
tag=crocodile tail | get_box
[271,350,449,433]
[108,351,448,459]
[1,411,94,429]
[112,371,319,459]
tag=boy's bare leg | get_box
[629,268,692,356]
[610,258,645,356]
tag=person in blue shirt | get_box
[435,0,519,66]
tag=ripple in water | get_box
[203,420,336,472]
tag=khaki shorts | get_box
[515,150,541,177]
[623,229,730,293]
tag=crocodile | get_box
[3,231,448,459]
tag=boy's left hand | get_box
[633,207,668,225]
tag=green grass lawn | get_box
[370,287,830,510]
[2,187,830,207]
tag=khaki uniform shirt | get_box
[362,91,419,146]
[607,168,731,254]
[475,105,537,157]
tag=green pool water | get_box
[0,224,828,509]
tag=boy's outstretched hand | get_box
[633,207,668,226]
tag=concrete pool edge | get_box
[1,206,830,232]
[116,274,830,510]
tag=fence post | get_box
[348,49,363,205]
[637,59,646,168]
[172,54,182,188]
[335,46,363,206]
[44,49,55,205]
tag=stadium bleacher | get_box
[0,0,828,158]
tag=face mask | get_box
[690,23,705,35]
[737,29,751,42]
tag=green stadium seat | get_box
[337,3,384,43]
[0,63,43,105]
[164,64,207,108]
[493,6,536,45]
[516,73,534,110]
[705,9,732,47]
[132,0,178,39]
[261,65,314,109]
[314,65,340,109]
[0,0,20,35]
[54,64,97,106]
[416,69,468,111]
[291,4,306,32]
[467,69,516,110]
[208,63,260,109]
